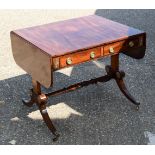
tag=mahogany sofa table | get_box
[10,15,146,141]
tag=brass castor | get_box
[53,131,60,142]
[136,105,140,111]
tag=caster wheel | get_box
[53,132,60,142]
[135,105,139,111]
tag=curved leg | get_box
[115,71,140,110]
[23,80,59,141]
[37,94,60,141]
[107,54,140,110]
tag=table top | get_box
[12,15,144,57]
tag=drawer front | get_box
[103,37,142,56]
[59,47,101,68]
[104,40,125,56]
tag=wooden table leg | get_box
[106,54,140,110]
[37,94,60,141]
[23,79,59,141]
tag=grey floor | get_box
[0,10,155,145]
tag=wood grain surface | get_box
[11,33,52,88]
[10,14,146,87]
[11,15,145,57]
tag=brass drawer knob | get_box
[109,47,114,54]
[66,57,72,65]
[129,41,134,47]
[90,51,95,59]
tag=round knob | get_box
[66,57,72,65]
[129,41,134,47]
[90,51,95,59]
[109,47,114,54]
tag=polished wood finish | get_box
[106,54,140,110]
[11,33,53,88]
[104,37,140,56]
[22,80,60,141]
[59,47,101,68]
[11,15,145,57]
[10,15,146,141]
[45,74,112,97]
[11,15,146,87]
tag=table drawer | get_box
[103,37,141,56]
[59,47,101,68]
